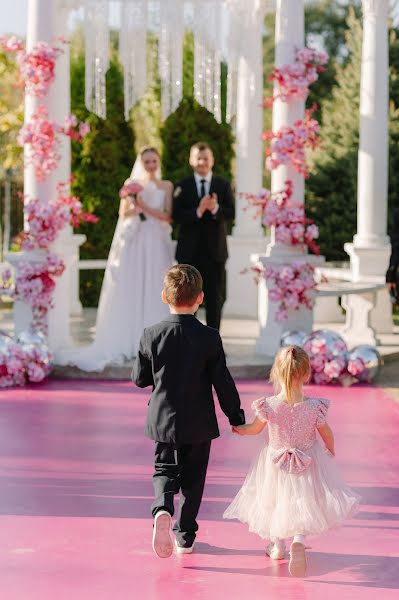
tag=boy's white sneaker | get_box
[152,511,173,558]
[265,542,286,560]
[289,542,307,577]
[175,539,195,554]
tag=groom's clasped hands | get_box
[197,192,218,217]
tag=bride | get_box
[60,147,174,371]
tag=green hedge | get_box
[70,52,136,306]
[160,96,234,184]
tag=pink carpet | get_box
[0,379,398,599]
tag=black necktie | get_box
[200,178,206,199]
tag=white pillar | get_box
[11,0,85,351]
[345,0,391,280]
[234,18,264,238]
[268,0,305,256]
[252,0,322,356]
[224,6,265,318]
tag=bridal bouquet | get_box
[119,180,146,220]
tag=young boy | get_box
[132,264,245,558]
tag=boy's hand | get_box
[232,425,245,435]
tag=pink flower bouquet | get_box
[119,180,146,220]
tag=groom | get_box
[173,142,235,330]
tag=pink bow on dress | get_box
[271,447,312,474]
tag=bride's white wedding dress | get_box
[59,181,174,371]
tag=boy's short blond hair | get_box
[164,264,203,307]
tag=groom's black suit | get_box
[173,175,235,330]
[132,313,245,547]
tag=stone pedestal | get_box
[253,250,323,356]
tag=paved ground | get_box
[0,379,398,599]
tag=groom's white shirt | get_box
[194,171,219,216]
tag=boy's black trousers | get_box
[151,440,211,548]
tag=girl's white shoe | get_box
[265,542,286,560]
[152,511,173,558]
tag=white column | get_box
[268,0,305,256]
[10,0,83,352]
[234,18,264,238]
[345,0,391,280]
[224,6,265,318]
[253,0,324,355]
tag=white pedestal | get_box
[344,243,391,282]
[224,235,266,318]
[253,250,324,356]
[341,292,379,347]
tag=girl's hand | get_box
[232,426,246,435]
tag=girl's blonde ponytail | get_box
[270,345,310,404]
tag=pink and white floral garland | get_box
[266,47,328,106]
[264,104,320,177]
[18,106,90,181]
[0,36,65,97]
[0,331,52,388]
[245,261,318,323]
[242,180,320,254]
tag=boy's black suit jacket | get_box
[173,175,235,264]
[132,314,245,444]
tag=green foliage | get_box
[0,50,24,175]
[131,35,162,150]
[306,6,399,259]
[305,8,362,260]
[70,50,136,306]
[160,96,234,184]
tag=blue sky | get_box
[2,1,397,37]
[0,0,123,36]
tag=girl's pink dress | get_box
[223,396,360,539]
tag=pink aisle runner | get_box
[0,380,398,600]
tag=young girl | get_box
[223,345,360,577]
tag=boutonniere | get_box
[174,186,182,198]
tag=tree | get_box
[305,8,362,260]
[0,49,23,175]
[160,96,234,184]
[306,7,399,260]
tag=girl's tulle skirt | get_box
[223,440,360,540]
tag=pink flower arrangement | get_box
[19,196,70,250]
[0,36,64,97]
[18,105,61,181]
[0,334,52,388]
[119,180,144,199]
[264,105,320,177]
[266,47,328,105]
[264,261,317,322]
[18,106,90,181]
[63,115,90,143]
[56,181,99,228]
[243,181,320,254]
[15,254,65,317]
[0,255,65,333]
[303,331,348,384]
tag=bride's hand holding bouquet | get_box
[119,179,146,221]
